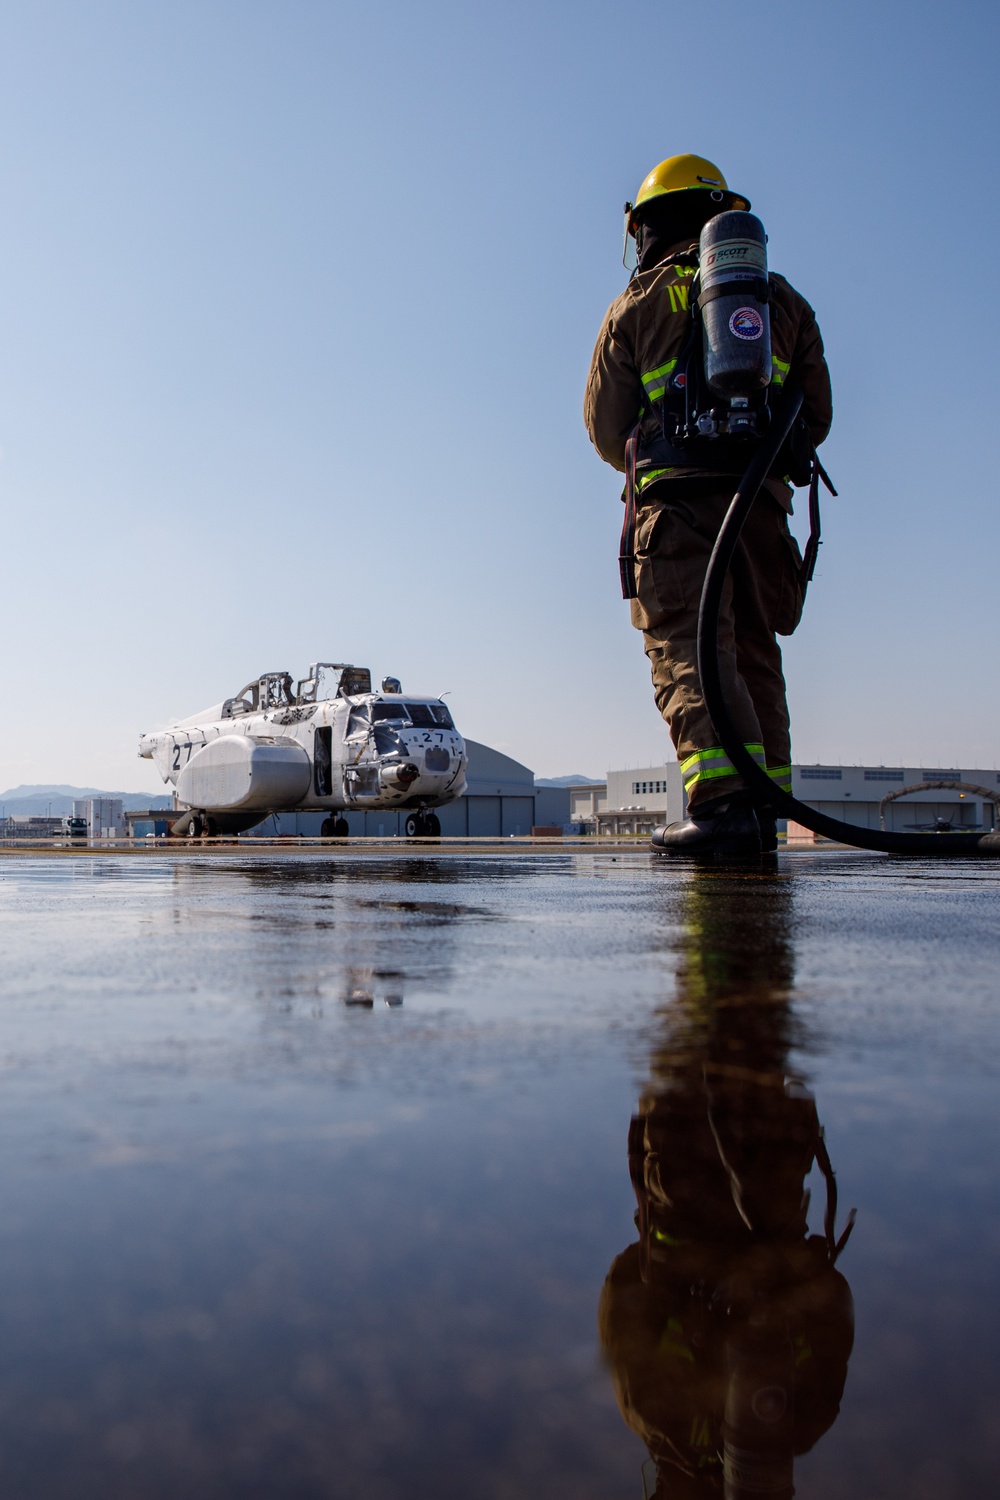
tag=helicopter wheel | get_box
[334,817,349,837]
[320,818,335,837]
[405,812,439,837]
[188,814,204,838]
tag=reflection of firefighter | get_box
[599,878,854,1498]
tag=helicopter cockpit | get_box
[294,664,373,703]
[221,664,378,718]
[221,672,295,718]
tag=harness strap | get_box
[800,445,838,585]
[619,423,641,599]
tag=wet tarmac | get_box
[0,848,997,1498]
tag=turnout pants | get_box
[630,487,805,810]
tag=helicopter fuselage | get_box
[138,664,467,834]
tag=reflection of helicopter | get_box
[340,966,405,1008]
[600,876,855,1499]
[139,663,467,837]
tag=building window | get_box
[864,769,904,782]
[923,770,959,781]
[801,768,842,780]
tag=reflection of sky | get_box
[0,851,997,1495]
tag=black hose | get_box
[695,387,1000,857]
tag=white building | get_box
[73,797,125,839]
[571,763,999,837]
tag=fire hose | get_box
[695,387,1000,857]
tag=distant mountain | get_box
[534,774,605,788]
[0,785,173,816]
[0,784,108,799]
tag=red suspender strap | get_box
[619,423,640,600]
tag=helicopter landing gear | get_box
[188,814,218,838]
[321,817,350,837]
[404,812,441,837]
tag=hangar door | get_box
[467,797,501,836]
[502,797,534,836]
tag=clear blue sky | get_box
[0,0,997,790]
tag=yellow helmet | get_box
[622,154,749,270]
[624,153,749,238]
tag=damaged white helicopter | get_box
[138,663,467,837]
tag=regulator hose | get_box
[695,387,1000,857]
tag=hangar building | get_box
[568,762,1000,837]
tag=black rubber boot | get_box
[755,806,778,853]
[651,792,761,858]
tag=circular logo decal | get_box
[729,306,764,341]
[751,1385,788,1423]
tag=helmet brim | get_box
[629,185,750,233]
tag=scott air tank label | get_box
[701,238,767,288]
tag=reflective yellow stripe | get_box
[680,743,766,790]
[636,467,671,490]
[685,764,741,786]
[689,1414,712,1447]
[771,355,791,386]
[640,359,678,403]
[642,360,678,383]
[667,283,690,314]
[767,763,792,789]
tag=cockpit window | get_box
[368,700,454,729]
[371,701,408,722]
[406,703,454,729]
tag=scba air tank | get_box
[698,211,771,397]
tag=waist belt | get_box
[618,426,837,601]
[619,433,761,600]
[636,435,760,474]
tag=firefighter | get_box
[585,155,833,856]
